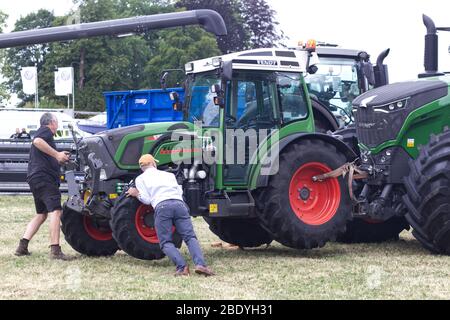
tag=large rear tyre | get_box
[403,128,450,255]
[203,217,273,248]
[110,194,182,260]
[257,139,352,249]
[61,203,119,257]
[336,217,409,243]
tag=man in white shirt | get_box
[126,154,214,277]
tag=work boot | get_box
[50,245,72,261]
[174,266,190,277]
[15,238,31,256]
[194,265,215,277]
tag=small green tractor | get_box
[63,43,364,259]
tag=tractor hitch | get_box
[312,161,368,201]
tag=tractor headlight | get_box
[373,98,409,113]
[374,148,395,165]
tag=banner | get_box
[20,67,37,95]
[55,67,74,96]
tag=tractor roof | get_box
[186,48,319,75]
[316,47,366,59]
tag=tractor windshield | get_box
[184,72,221,127]
[305,58,360,124]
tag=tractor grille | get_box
[355,107,407,148]
[353,80,449,149]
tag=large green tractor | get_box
[325,15,450,254]
[62,43,365,259]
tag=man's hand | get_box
[56,151,70,164]
[126,187,140,198]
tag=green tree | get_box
[0,10,10,105]
[176,0,285,53]
[242,0,285,48]
[176,0,248,54]
[145,27,221,88]
[1,0,221,111]
[2,9,55,107]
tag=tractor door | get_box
[222,71,281,185]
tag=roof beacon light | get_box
[306,39,317,52]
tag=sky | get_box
[1,0,450,105]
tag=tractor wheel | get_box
[61,203,119,257]
[203,217,273,248]
[403,128,450,255]
[110,194,182,260]
[336,217,409,243]
[257,138,352,249]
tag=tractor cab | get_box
[301,45,390,127]
[181,46,319,129]
[175,47,319,186]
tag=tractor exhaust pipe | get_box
[0,9,227,49]
[419,14,444,78]
[374,48,390,87]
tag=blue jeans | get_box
[154,199,206,271]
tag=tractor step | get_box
[206,190,255,218]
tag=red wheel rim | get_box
[289,162,341,226]
[135,205,159,244]
[83,216,113,241]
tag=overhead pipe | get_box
[0,9,227,49]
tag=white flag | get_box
[55,67,74,96]
[21,67,37,95]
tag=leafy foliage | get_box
[0,10,9,105]
[176,0,285,53]
[0,0,283,110]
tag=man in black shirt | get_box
[15,113,71,260]
[18,128,31,140]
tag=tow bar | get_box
[312,161,368,201]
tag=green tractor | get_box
[63,42,370,259]
[326,14,450,254]
[307,45,390,131]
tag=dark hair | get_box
[40,113,56,126]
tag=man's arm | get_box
[134,178,152,206]
[33,138,69,164]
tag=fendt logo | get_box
[257,60,277,66]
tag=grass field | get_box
[0,196,449,300]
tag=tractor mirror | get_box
[169,91,180,102]
[210,84,221,93]
[222,60,233,81]
[160,72,169,90]
[363,62,375,86]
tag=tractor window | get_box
[226,71,279,130]
[185,72,221,127]
[305,58,359,125]
[276,72,309,124]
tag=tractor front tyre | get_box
[403,128,450,255]
[110,195,182,260]
[257,138,352,249]
[336,217,409,243]
[203,217,273,248]
[61,203,119,257]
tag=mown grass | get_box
[0,196,449,300]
